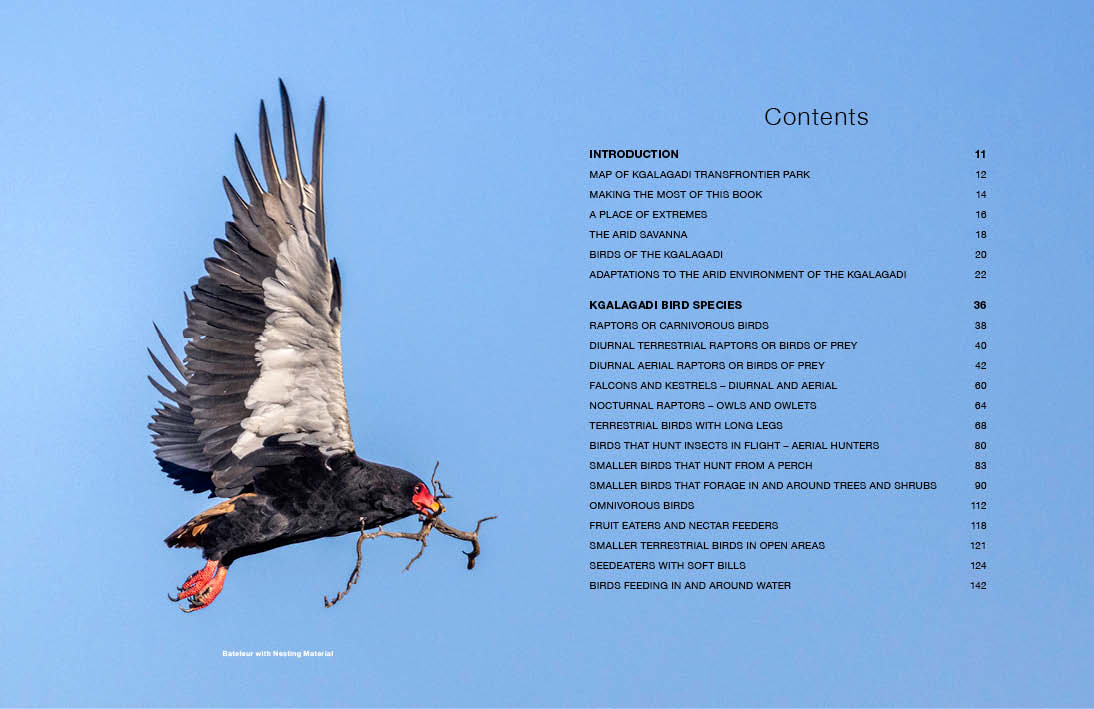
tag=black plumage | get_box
[148,82,440,611]
[164,450,430,565]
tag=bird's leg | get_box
[168,560,219,601]
[180,566,228,613]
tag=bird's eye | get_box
[413,484,423,494]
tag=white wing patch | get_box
[232,226,353,459]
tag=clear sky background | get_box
[0,2,1091,707]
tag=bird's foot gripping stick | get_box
[323,463,497,608]
[168,560,228,612]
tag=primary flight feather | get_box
[148,82,440,612]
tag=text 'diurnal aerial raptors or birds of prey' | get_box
[147,82,451,612]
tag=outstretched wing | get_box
[149,81,353,498]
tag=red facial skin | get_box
[412,483,441,515]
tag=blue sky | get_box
[0,1,1092,706]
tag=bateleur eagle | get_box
[148,82,441,612]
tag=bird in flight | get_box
[148,82,441,612]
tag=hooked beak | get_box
[413,489,443,516]
[417,499,442,516]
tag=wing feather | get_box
[148,82,353,497]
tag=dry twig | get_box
[324,463,496,608]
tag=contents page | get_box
[1,3,1091,708]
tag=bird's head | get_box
[355,462,444,522]
[410,479,442,517]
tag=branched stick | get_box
[323,518,370,608]
[323,463,496,608]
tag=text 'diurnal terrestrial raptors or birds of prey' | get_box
[147,82,444,612]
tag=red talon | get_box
[182,567,228,612]
[170,560,219,601]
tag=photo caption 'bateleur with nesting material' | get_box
[148,82,441,612]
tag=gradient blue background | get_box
[0,2,1091,706]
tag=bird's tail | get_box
[165,494,255,548]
